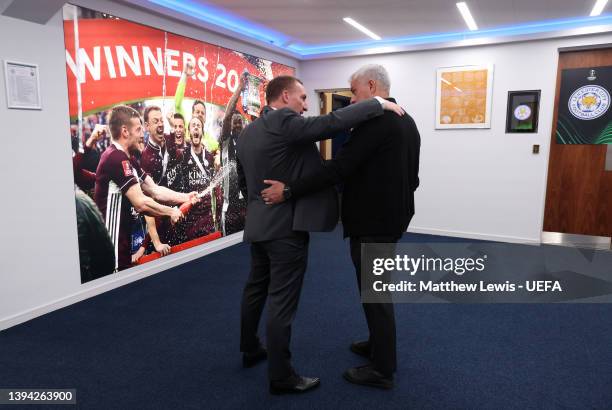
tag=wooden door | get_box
[318,90,352,160]
[543,49,612,236]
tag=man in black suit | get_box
[261,65,421,390]
[237,75,405,394]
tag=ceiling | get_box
[126,0,612,58]
[203,0,600,44]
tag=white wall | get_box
[301,34,612,243]
[0,0,298,330]
[2,0,612,331]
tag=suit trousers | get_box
[240,231,309,381]
[349,235,400,377]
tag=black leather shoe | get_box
[350,340,371,358]
[343,365,393,389]
[269,374,320,395]
[242,346,267,368]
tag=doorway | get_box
[543,47,612,248]
[317,89,352,221]
[317,89,352,159]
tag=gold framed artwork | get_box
[435,64,494,129]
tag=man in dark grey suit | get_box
[237,75,404,394]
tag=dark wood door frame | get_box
[543,48,612,237]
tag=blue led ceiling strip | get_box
[147,0,290,47]
[290,15,612,55]
[145,1,612,57]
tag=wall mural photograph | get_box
[63,5,295,283]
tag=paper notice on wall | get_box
[4,61,41,109]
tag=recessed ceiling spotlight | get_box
[590,0,609,16]
[456,2,478,31]
[343,17,382,40]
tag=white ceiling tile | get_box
[173,0,611,44]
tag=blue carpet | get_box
[1,228,611,409]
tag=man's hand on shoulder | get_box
[383,100,405,116]
[374,96,405,116]
[262,180,286,205]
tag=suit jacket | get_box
[237,98,384,242]
[290,98,421,238]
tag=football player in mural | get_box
[140,105,188,251]
[174,62,222,231]
[141,105,184,188]
[94,105,196,272]
[219,71,248,236]
[181,116,217,240]
[168,112,188,151]
[174,62,219,153]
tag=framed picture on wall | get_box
[4,60,42,110]
[435,64,494,129]
[505,90,541,133]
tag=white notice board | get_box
[4,60,42,110]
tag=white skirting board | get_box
[407,226,540,245]
[0,232,244,331]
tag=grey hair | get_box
[349,64,390,93]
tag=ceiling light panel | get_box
[591,0,609,17]
[343,17,382,40]
[456,2,478,31]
